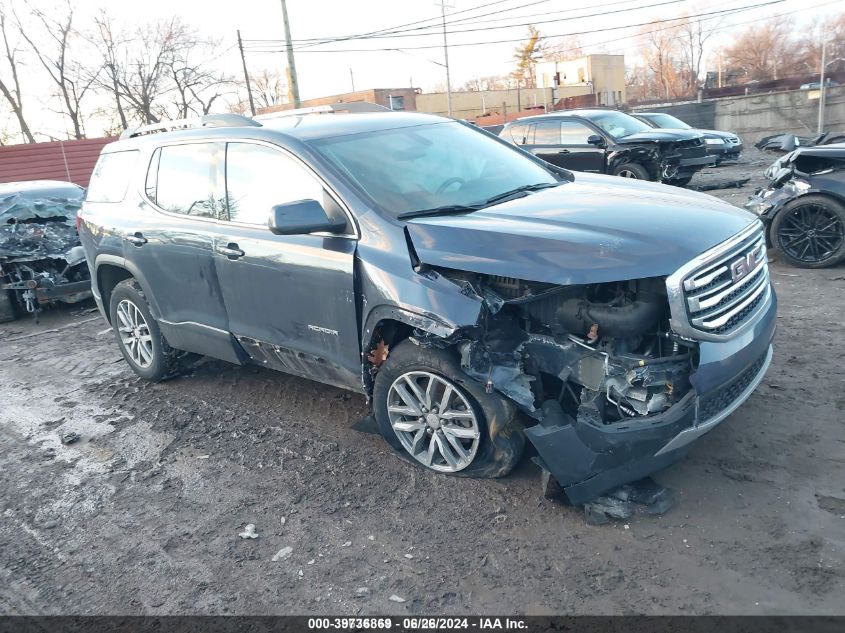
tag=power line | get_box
[245,0,674,46]
[245,0,785,54]
[287,0,549,50]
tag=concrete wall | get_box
[632,86,845,144]
[416,87,567,120]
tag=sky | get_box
[7,0,844,138]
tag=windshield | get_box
[586,111,653,139]
[645,113,691,129]
[308,121,558,217]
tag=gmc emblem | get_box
[730,248,763,283]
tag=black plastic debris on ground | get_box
[584,477,675,525]
[689,178,751,192]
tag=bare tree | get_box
[512,26,546,88]
[251,69,286,109]
[90,11,129,130]
[543,36,584,62]
[723,17,801,81]
[0,6,34,142]
[14,0,98,139]
[636,21,683,100]
[675,12,722,95]
[459,75,510,91]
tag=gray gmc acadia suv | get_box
[79,112,776,504]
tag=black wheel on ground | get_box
[373,339,525,478]
[666,175,693,187]
[771,194,845,268]
[612,163,651,180]
[108,278,188,381]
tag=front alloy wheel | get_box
[387,371,481,473]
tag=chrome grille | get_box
[682,227,769,336]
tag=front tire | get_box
[373,340,524,478]
[771,195,845,268]
[612,163,651,180]
[109,279,185,381]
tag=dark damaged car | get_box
[79,112,776,505]
[0,180,91,322]
[746,143,845,268]
[499,109,712,187]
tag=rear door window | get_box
[560,121,596,145]
[533,121,562,145]
[150,143,224,219]
[86,150,139,202]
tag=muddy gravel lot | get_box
[1,149,844,616]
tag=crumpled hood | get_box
[618,129,702,143]
[405,172,757,285]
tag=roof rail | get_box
[119,113,261,139]
[255,102,391,121]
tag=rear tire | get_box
[612,163,651,180]
[0,290,16,323]
[108,279,187,381]
[373,339,524,478]
[771,195,845,268]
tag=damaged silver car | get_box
[0,180,91,322]
[79,112,776,504]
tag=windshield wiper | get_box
[480,182,560,207]
[397,204,483,220]
[397,182,560,221]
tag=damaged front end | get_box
[387,212,775,504]
[0,184,91,321]
[407,269,699,504]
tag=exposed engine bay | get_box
[413,270,695,428]
[0,185,91,321]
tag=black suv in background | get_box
[79,112,775,505]
[632,112,743,163]
[500,109,711,186]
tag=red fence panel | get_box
[0,137,115,188]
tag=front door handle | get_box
[556,149,571,154]
[125,232,147,246]
[217,242,245,259]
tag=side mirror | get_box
[587,134,605,147]
[268,199,346,235]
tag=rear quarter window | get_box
[86,150,139,203]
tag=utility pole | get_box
[350,68,355,92]
[436,0,453,117]
[237,30,256,116]
[818,29,827,134]
[280,0,301,108]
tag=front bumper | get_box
[525,285,777,505]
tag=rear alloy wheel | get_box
[612,163,651,180]
[109,278,190,381]
[772,195,845,268]
[116,298,154,368]
[386,371,481,473]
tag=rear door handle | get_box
[125,232,147,246]
[217,242,245,259]
[556,149,571,154]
